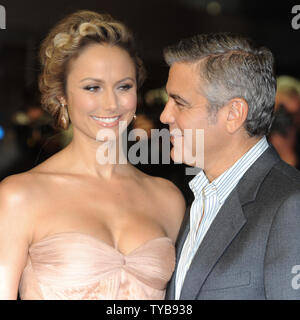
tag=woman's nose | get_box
[102,90,118,113]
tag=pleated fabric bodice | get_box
[19,232,176,300]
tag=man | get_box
[160,32,300,299]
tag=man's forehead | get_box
[167,61,203,92]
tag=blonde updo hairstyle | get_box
[39,10,146,129]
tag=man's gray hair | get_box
[164,32,276,136]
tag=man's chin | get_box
[171,146,203,167]
[170,147,184,165]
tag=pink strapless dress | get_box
[19,232,175,300]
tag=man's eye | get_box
[84,86,100,92]
[175,100,184,107]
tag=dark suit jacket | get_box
[166,146,300,299]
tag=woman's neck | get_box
[63,129,129,180]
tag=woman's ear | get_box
[58,96,67,106]
[225,98,248,134]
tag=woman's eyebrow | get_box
[79,77,135,84]
[80,77,104,83]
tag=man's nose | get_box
[160,101,175,124]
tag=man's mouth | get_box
[170,133,183,144]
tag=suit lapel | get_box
[179,189,246,299]
[166,205,191,299]
[179,146,281,300]
[175,206,191,260]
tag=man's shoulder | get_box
[251,145,300,192]
[253,159,300,206]
[238,153,300,207]
[270,160,300,189]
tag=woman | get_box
[0,10,185,300]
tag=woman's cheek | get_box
[122,93,137,111]
[74,93,98,113]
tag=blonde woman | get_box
[0,11,185,300]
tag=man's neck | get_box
[204,136,262,182]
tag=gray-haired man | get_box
[161,32,300,300]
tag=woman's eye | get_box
[84,86,100,92]
[119,84,133,91]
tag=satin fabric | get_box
[19,232,175,300]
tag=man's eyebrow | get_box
[169,93,190,105]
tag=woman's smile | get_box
[90,115,122,127]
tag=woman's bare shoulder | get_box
[141,173,186,237]
[1,171,34,191]
[0,172,41,245]
[133,168,186,214]
[0,155,66,211]
[0,172,41,208]
[0,147,67,198]
[148,174,185,202]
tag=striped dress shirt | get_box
[175,136,269,299]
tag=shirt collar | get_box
[189,136,269,202]
[189,170,209,199]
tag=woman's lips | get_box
[91,115,121,127]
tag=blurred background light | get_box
[206,1,222,16]
[0,125,5,140]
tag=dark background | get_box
[0,0,299,198]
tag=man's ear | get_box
[225,98,248,134]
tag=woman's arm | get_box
[0,175,32,299]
